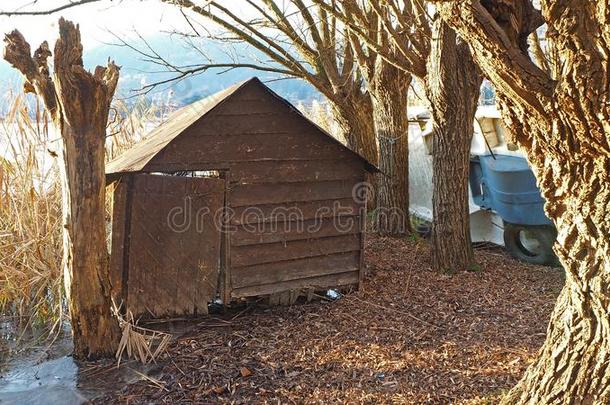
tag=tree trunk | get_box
[426,20,481,272]
[435,1,610,402]
[502,137,610,405]
[328,92,377,164]
[4,19,120,359]
[60,123,119,359]
[328,91,378,208]
[370,64,412,235]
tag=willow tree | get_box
[325,0,482,270]
[333,0,413,235]
[159,0,377,165]
[425,17,481,272]
[437,1,610,402]
[3,19,120,359]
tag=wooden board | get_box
[230,234,360,267]
[230,216,360,246]
[108,176,130,302]
[154,129,355,164]
[231,271,359,298]
[226,159,364,184]
[358,175,368,286]
[230,180,357,207]
[124,173,224,318]
[231,251,360,288]
[229,198,361,225]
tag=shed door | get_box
[125,173,225,317]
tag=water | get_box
[0,320,165,405]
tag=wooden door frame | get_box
[120,173,135,310]
[108,172,135,316]
[219,169,232,306]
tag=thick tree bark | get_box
[328,91,377,165]
[4,18,120,359]
[370,64,412,235]
[328,91,378,208]
[437,1,610,402]
[501,112,610,405]
[426,20,482,272]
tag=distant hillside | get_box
[0,34,321,112]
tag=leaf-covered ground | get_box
[99,235,564,404]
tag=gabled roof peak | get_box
[106,77,378,176]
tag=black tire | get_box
[503,223,559,266]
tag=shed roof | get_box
[106,77,378,175]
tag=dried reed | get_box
[0,91,170,334]
[112,300,172,366]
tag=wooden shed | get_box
[106,77,377,318]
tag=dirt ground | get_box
[100,234,564,404]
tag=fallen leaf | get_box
[240,367,253,377]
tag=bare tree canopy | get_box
[323,0,482,270]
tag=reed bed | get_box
[0,91,170,334]
[0,93,62,329]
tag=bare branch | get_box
[3,30,58,116]
[166,1,315,79]
[435,1,555,113]
[313,0,414,76]
[0,0,102,16]
[258,0,317,63]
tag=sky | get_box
[0,0,186,51]
[0,1,320,109]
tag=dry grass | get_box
[0,93,63,329]
[113,300,172,366]
[0,92,171,332]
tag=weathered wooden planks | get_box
[229,198,361,225]
[154,130,355,164]
[231,251,359,289]
[230,216,360,246]
[145,83,364,168]
[230,234,360,267]
[230,180,356,207]
[108,176,130,303]
[227,159,364,184]
[231,271,359,298]
[107,78,375,306]
[123,174,224,318]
